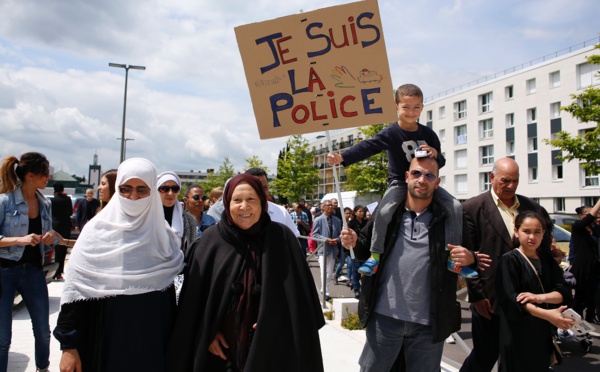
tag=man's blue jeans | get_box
[0,264,51,372]
[335,248,347,280]
[350,259,362,291]
[359,312,443,372]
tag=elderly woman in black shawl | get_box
[167,173,325,372]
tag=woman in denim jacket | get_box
[0,152,55,372]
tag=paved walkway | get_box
[10,272,600,371]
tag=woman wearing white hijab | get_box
[157,171,197,257]
[54,158,184,372]
[157,171,197,301]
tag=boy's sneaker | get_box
[447,260,478,278]
[358,259,379,276]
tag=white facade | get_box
[425,45,599,214]
[310,128,362,197]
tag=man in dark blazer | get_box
[460,157,552,372]
[51,182,73,280]
[75,188,99,231]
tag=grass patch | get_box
[341,310,363,330]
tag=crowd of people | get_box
[0,84,598,372]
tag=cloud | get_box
[0,0,598,179]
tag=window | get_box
[454,100,467,120]
[439,129,446,142]
[583,164,600,186]
[528,137,538,153]
[505,85,514,100]
[577,62,600,88]
[455,149,468,169]
[439,176,446,188]
[526,78,536,94]
[426,110,433,121]
[480,172,491,192]
[455,174,468,194]
[479,119,493,139]
[480,145,494,165]
[553,165,563,181]
[550,102,561,119]
[550,132,560,150]
[527,108,537,123]
[549,71,560,88]
[479,92,493,113]
[506,141,515,156]
[505,113,514,127]
[454,124,467,145]
[554,197,566,212]
[582,196,600,206]
[439,106,446,119]
[529,167,538,182]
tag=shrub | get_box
[341,311,363,330]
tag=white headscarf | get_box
[156,171,184,238]
[61,158,184,304]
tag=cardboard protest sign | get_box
[235,0,396,139]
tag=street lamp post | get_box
[116,138,135,158]
[109,63,146,163]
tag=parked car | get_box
[552,224,571,268]
[549,213,578,228]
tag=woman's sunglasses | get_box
[158,185,181,193]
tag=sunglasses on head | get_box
[158,185,181,193]
[191,194,209,201]
[409,170,438,183]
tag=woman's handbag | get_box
[550,335,563,365]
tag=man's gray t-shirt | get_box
[374,209,433,326]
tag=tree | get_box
[71,174,86,183]
[344,124,389,197]
[201,157,236,191]
[545,43,600,174]
[243,155,269,174]
[272,135,318,202]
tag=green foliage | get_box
[344,124,389,197]
[340,310,363,330]
[71,174,86,183]
[201,157,236,191]
[243,155,269,174]
[323,309,334,320]
[272,135,319,202]
[544,43,600,175]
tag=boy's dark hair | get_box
[395,84,423,104]
[245,168,267,178]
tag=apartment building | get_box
[426,43,599,213]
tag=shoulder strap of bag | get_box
[516,248,545,294]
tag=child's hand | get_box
[547,305,575,330]
[417,145,437,159]
[327,153,343,166]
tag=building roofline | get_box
[425,37,599,104]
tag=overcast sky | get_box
[0,0,597,179]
